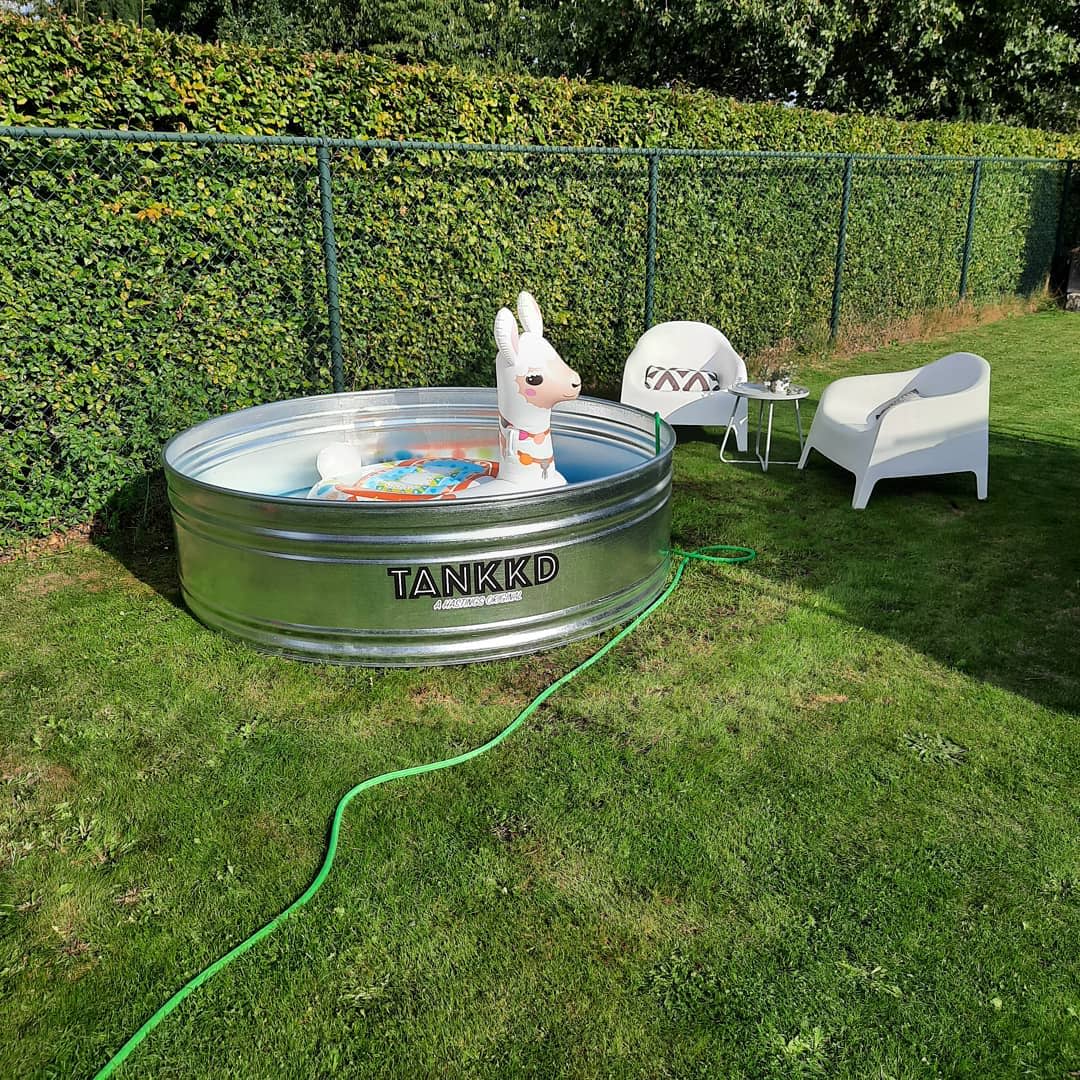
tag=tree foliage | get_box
[149,0,1080,129]
[45,0,1080,128]
[525,0,1080,130]
[145,0,529,64]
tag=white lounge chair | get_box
[798,351,990,509]
[620,321,749,450]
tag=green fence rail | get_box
[0,124,1076,543]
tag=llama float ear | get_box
[494,307,520,367]
[516,291,543,337]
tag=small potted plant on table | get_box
[762,366,796,394]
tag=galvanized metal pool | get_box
[164,388,675,666]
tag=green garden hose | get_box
[93,540,756,1078]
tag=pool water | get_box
[194,430,644,500]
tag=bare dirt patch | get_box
[831,297,1039,359]
[408,686,459,710]
[1,759,75,793]
[14,568,110,598]
[806,693,850,707]
[41,763,76,791]
[0,523,95,564]
[484,656,577,707]
[114,885,149,908]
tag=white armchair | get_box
[620,321,749,450]
[798,352,990,509]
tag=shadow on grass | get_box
[92,470,183,611]
[675,419,1080,717]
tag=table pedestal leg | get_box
[757,402,775,471]
[718,410,739,463]
[721,393,807,469]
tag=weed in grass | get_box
[903,731,969,765]
[640,946,722,1019]
[769,1021,832,1077]
[234,718,261,741]
[836,959,904,998]
[1037,875,1078,903]
[339,969,394,1016]
[490,810,531,845]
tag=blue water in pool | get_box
[197,432,646,500]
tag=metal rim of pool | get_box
[164,388,675,667]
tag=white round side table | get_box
[719,382,809,472]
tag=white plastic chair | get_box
[798,352,990,509]
[620,321,749,450]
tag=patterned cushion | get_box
[643,366,723,392]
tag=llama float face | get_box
[308,292,581,502]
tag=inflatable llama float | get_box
[307,292,582,502]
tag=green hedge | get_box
[5,16,1080,154]
[1,14,1077,544]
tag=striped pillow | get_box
[643,366,723,392]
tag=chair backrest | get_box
[906,352,990,397]
[621,321,745,401]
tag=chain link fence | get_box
[0,126,1075,545]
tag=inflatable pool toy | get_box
[314,441,366,481]
[307,456,500,502]
[308,292,581,502]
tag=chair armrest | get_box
[815,370,919,426]
[681,349,747,390]
[876,387,988,447]
[819,370,917,410]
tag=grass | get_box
[1,308,1079,1079]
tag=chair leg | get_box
[797,439,813,469]
[975,465,988,500]
[852,472,876,510]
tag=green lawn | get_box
[1,309,1078,1079]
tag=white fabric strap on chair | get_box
[868,387,921,424]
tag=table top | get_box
[730,381,809,401]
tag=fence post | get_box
[829,155,854,341]
[644,151,659,331]
[316,142,345,394]
[1055,159,1074,262]
[959,157,983,302]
